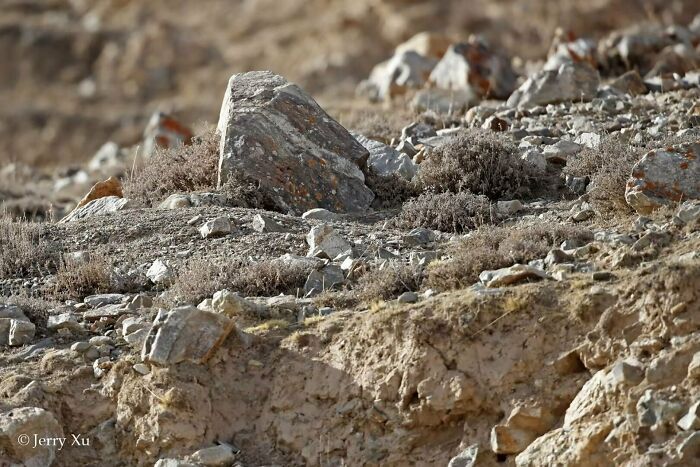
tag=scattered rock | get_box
[146,259,174,284]
[353,133,417,180]
[447,444,478,467]
[142,306,235,365]
[199,216,232,238]
[302,208,340,222]
[59,196,131,223]
[397,291,418,304]
[625,142,700,213]
[507,63,599,108]
[306,224,351,259]
[251,214,287,233]
[187,444,237,466]
[480,264,549,288]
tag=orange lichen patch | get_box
[59,176,123,222]
[75,176,123,209]
[680,162,689,170]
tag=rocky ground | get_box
[2,2,700,467]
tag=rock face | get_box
[0,305,35,346]
[217,71,374,213]
[507,63,600,108]
[625,141,700,214]
[430,40,517,100]
[0,407,64,467]
[142,306,235,365]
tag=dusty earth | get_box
[2,1,700,467]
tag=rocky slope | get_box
[2,3,700,467]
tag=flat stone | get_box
[47,312,83,333]
[142,306,236,365]
[480,264,549,288]
[677,401,700,431]
[82,304,130,321]
[187,444,237,466]
[217,71,373,213]
[84,293,126,308]
[58,196,131,223]
[302,208,340,221]
[200,216,232,238]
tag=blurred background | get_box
[1,0,700,171]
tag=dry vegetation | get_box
[365,171,420,209]
[417,129,535,200]
[0,213,59,279]
[396,191,492,232]
[355,261,423,302]
[124,131,219,207]
[53,254,113,300]
[166,257,315,305]
[564,135,643,213]
[426,222,593,290]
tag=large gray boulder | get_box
[141,306,235,365]
[217,71,374,213]
[507,63,599,109]
[625,142,700,214]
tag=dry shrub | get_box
[355,262,423,303]
[167,257,315,305]
[53,254,112,300]
[219,172,277,210]
[396,191,492,232]
[426,223,593,290]
[365,171,420,209]
[0,214,59,279]
[564,135,643,213]
[124,130,219,206]
[417,129,533,200]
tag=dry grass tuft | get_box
[355,261,423,303]
[166,257,315,305]
[417,129,534,200]
[124,130,219,206]
[396,191,492,232]
[53,254,113,300]
[0,214,59,279]
[365,170,420,209]
[426,223,592,290]
[564,135,643,213]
